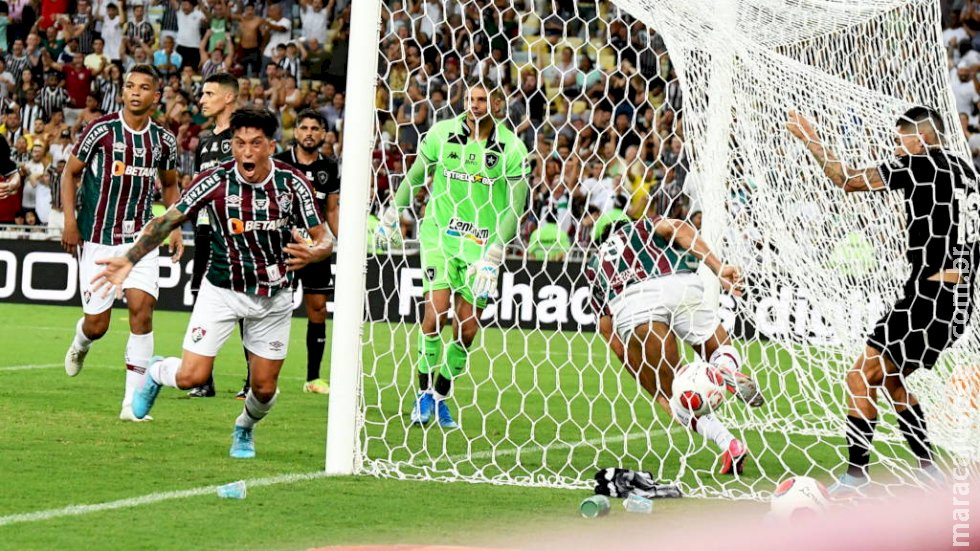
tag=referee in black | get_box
[273,109,340,394]
[788,106,979,495]
[186,72,243,398]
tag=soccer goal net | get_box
[329,0,980,500]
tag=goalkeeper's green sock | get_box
[418,332,442,392]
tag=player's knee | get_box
[250,379,278,401]
[176,366,209,389]
[84,316,111,340]
[456,321,478,347]
[128,311,153,333]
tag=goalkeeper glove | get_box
[374,205,403,250]
[467,243,504,300]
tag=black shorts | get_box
[867,279,973,372]
[297,260,333,295]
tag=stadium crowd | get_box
[1,0,978,262]
[0,0,350,235]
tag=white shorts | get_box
[609,273,718,345]
[78,241,160,315]
[183,279,294,360]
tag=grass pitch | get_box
[0,302,891,550]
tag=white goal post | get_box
[327,0,980,498]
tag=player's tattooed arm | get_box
[786,110,886,192]
[125,208,188,265]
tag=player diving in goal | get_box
[375,83,530,429]
[585,210,765,475]
[788,107,977,494]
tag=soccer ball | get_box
[670,361,726,417]
[769,476,830,521]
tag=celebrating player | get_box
[274,109,340,395]
[586,211,764,475]
[61,64,181,421]
[90,106,332,458]
[375,83,531,428]
[186,72,245,399]
[788,107,978,493]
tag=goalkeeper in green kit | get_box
[375,84,530,428]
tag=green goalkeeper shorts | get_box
[420,243,488,310]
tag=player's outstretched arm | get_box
[655,218,742,296]
[786,110,886,192]
[91,208,188,298]
[60,155,86,256]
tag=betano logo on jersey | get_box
[445,217,489,245]
[111,161,156,178]
[227,217,291,235]
[444,169,495,186]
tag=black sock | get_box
[897,403,933,467]
[433,374,452,398]
[418,372,432,392]
[845,415,877,478]
[306,321,326,381]
[205,373,214,387]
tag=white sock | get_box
[671,402,735,452]
[73,318,93,351]
[235,389,279,429]
[710,345,742,374]
[123,332,154,409]
[693,414,736,452]
[148,357,181,388]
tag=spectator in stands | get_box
[304,37,328,78]
[324,91,345,133]
[52,51,92,108]
[47,158,65,231]
[100,3,124,66]
[125,5,155,51]
[325,23,350,90]
[200,42,232,79]
[175,0,206,70]
[236,2,264,78]
[154,35,182,80]
[67,1,96,55]
[262,3,292,68]
[0,3,8,54]
[951,61,980,115]
[49,127,71,165]
[38,70,69,119]
[204,0,230,55]
[5,38,28,86]
[19,87,42,132]
[0,58,13,98]
[84,37,110,77]
[72,94,101,132]
[300,0,328,44]
[2,110,22,144]
[96,63,123,114]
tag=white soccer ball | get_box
[769,476,831,521]
[670,361,726,418]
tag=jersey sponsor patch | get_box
[227,217,291,234]
[111,161,156,178]
[445,217,489,245]
[443,169,494,186]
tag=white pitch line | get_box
[0,363,63,372]
[0,470,331,528]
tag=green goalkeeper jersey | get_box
[395,114,531,259]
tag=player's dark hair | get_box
[898,106,945,135]
[126,64,160,86]
[596,219,631,245]
[230,105,279,138]
[295,109,326,129]
[203,72,239,94]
